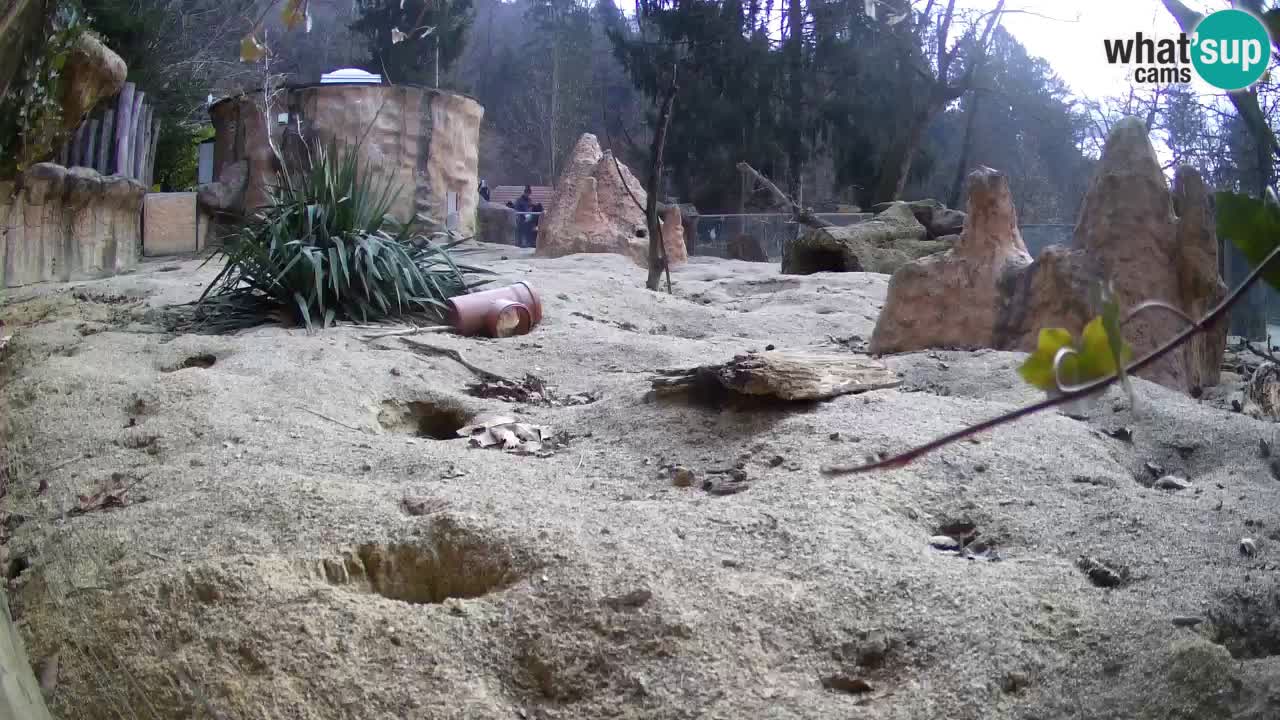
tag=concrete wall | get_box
[207,84,484,237]
[0,588,54,720]
[142,192,211,256]
[1,164,144,288]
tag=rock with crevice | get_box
[535,134,687,267]
[783,203,947,275]
[871,117,1228,395]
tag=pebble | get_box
[1171,615,1204,627]
[1240,538,1258,557]
[1002,671,1030,693]
[670,466,696,487]
[929,535,961,551]
[1144,461,1164,476]
[729,468,748,483]
[1154,475,1191,491]
[829,432,842,441]
[768,455,785,467]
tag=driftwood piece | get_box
[736,162,833,230]
[651,350,900,401]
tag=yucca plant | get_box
[185,140,490,333]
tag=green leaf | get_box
[1216,190,1280,291]
[1018,328,1074,391]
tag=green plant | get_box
[0,0,88,178]
[187,141,490,333]
[821,190,1280,476]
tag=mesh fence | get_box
[690,213,870,261]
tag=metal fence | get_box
[690,213,871,261]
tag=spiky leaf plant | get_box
[185,141,490,332]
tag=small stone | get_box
[1171,616,1204,627]
[929,535,961,551]
[1232,398,1243,412]
[1144,461,1164,476]
[974,463,987,473]
[360,463,372,472]
[768,455,785,467]
[1154,475,1191,491]
[765,344,776,351]
[721,558,741,568]
[1002,671,1030,693]
[390,367,401,376]
[1269,458,1280,482]
[671,466,696,487]
[829,432,841,441]
[729,468,748,483]
[557,293,569,300]
[1240,538,1258,557]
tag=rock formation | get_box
[205,86,483,237]
[783,204,950,275]
[534,134,687,267]
[870,117,1228,395]
[476,200,518,245]
[1,163,144,287]
[60,33,127,130]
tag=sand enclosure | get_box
[3,246,1280,719]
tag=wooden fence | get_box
[55,81,159,186]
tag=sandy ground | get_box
[3,244,1280,720]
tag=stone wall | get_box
[205,85,484,237]
[142,192,212,256]
[1,164,144,288]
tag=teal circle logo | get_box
[1192,9,1272,91]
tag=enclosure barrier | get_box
[54,81,159,185]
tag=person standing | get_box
[513,186,534,248]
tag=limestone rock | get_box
[870,167,1032,353]
[1,163,143,287]
[871,199,966,239]
[61,33,127,129]
[476,201,518,245]
[870,117,1228,395]
[197,159,248,216]
[535,134,688,268]
[783,203,944,275]
[209,86,483,237]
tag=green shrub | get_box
[188,141,490,332]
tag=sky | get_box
[957,0,1221,99]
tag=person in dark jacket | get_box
[529,202,544,248]
[513,186,534,248]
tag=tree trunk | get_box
[947,90,981,208]
[645,77,678,292]
[784,0,806,199]
[872,102,939,203]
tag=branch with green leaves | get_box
[820,190,1280,476]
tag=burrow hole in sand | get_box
[377,399,471,440]
[312,519,525,604]
[162,353,217,372]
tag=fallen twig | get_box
[821,241,1280,475]
[399,338,513,383]
[299,407,366,433]
[360,325,453,341]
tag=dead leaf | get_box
[239,33,267,63]
[457,416,550,455]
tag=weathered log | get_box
[96,100,114,174]
[113,82,134,175]
[651,350,900,402]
